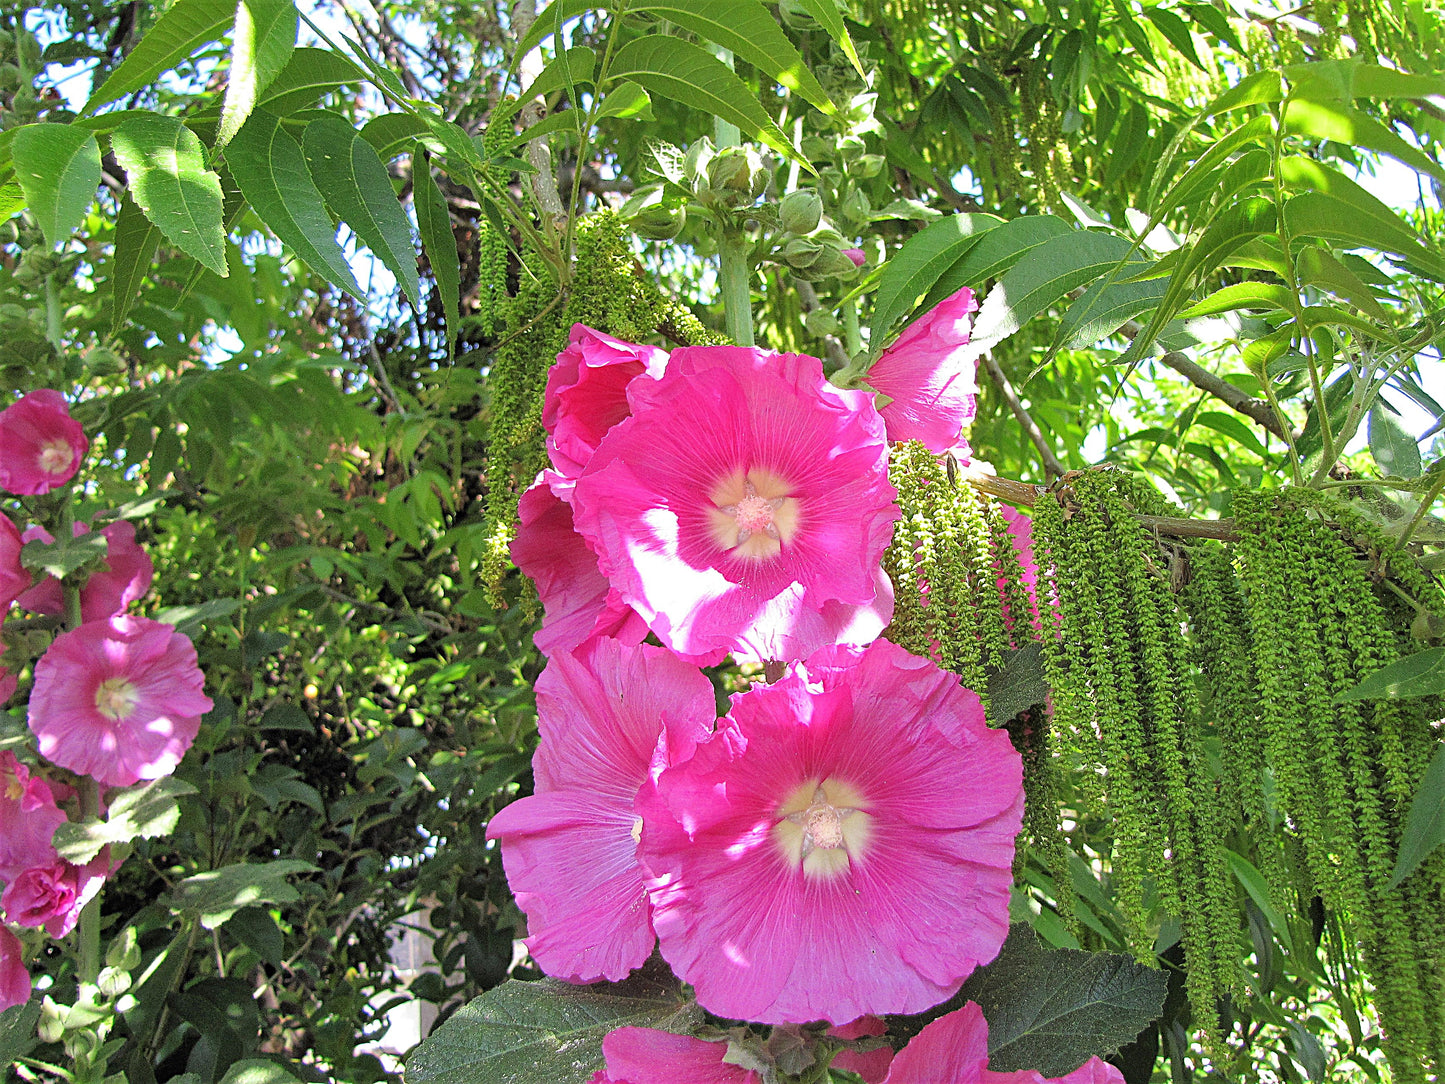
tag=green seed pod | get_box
[779,188,823,234]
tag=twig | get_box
[981,354,1067,480]
[1155,350,1288,440]
[510,0,567,223]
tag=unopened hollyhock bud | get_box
[17,519,154,622]
[865,286,980,453]
[0,925,28,1011]
[779,189,823,235]
[842,247,866,267]
[0,390,88,496]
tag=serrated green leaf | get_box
[1198,68,1284,117]
[985,643,1049,723]
[171,859,316,929]
[1177,281,1295,319]
[218,0,299,148]
[362,112,429,161]
[225,109,362,297]
[1144,7,1204,70]
[84,0,235,113]
[869,212,1006,344]
[1337,646,1445,703]
[20,531,108,578]
[606,36,804,167]
[508,0,592,84]
[595,81,653,121]
[109,190,162,334]
[406,959,701,1084]
[414,151,461,360]
[1391,740,1445,887]
[1284,98,1445,184]
[793,0,864,77]
[11,124,101,249]
[1368,406,1423,478]
[302,114,420,308]
[919,215,1076,317]
[1296,246,1387,320]
[1056,273,1170,350]
[111,113,228,276]
[256,47,367,114]
[52,777,199,864]
[1147,113,1273,224]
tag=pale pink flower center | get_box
[94,677,140,721]
[37,440,71,476]
[773,778,872,880]
[707,468,800,561]
[733,494,777,534]
[3,770,21,801]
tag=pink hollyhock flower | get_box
[587,1027,762,1084]
[17,520,154,622]
[830,1016,894,1083]
[0,515,28,612]
[865,287,980,454]
[486,638,715,983]
[639,638,1023,1024]
[0,753,66,884]
[879,1000,1123,1084]
[544,324,669,484]
[0,925,28,1010]
[997,504,1042,635]
[572,346,898,662]
[0,665,14,705]
[28,615,212,787]
[1,854,109,938]
[0,390,88,496]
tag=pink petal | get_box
[867,288,980,453]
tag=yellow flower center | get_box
[94,677,140,721]
[37,439,71,476]
[707,468,800,560]
[772,778,872,880]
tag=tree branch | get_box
[1156,350,1287,441]
[981,354,1067,480]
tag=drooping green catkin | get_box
[473,219,508,339]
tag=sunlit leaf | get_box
[869,211,1006,345]
[1368,406,1423,478]
[414,151,461,360]
[11,124,101,248]
[84,0,234,113]
[111,112,228,276]
[1391,741,1445,887]
[218,0,299,148]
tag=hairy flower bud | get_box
[783,237,824,269]
[779,189,823,234]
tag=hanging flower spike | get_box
[16,520,155,623]
[587,1027,762,1084]
[572,346,898,663]
[639,638,1023,1024]
[865,287,980,454]
[0,925,28,1011]
[544,324,669,485]
[28,615,212,787]
[0,390,89,496]
[998,504,1043,634]
[1,853,109,938]
[485,638,716,984]
[0,516,28,612]
[0,752,66,884]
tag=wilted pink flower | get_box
[640,638,1023,1024]
[486,638,715,983]
[879,1000,1124,1084]
[587,1027,762,1084]
[572,346,898,662]
[1,854,109,938]
[17,520,154,622]
[0,390,88,496]
[544,324,669,484]
[866,287,980,453]
[0,753,65,884]
[842,248,866,267]
[0,516,28,612]
[0,925,28,1010]
[29,615,212,787]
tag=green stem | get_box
[841,298,862,357]
[710,47,754,347]
[76,777,101,986]
[45,274,62,350]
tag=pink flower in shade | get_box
[843,248,867,267]
[865,287,980,454]
[544,324,669,484]
[0,390,88,496]
[486,638,716,984]
[0,925,29,1011]
[587,1027,762,1084]
[997,504,1043,635]
[28,615,212,787]
[572,346,899,663]
[17,520,154,622]
[830,1016,895,1083]
[0,516,28,612]
[1,854,109,938]
[878,1000,1124,1084]
[639,638,1024,1025]
[0,753,66,885]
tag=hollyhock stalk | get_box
[60,572,103,985]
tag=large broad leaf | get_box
[1054,273,1170,351]
[1336,647,1445,702]
[225,109,362,298]
[869,212,1006,344]
[111,113,228,276]
[606,36,803,166]
[218,0,300,147]
[170,859,316,929]
[108,190,161,334]
[0,1002,40,1067]
[1286,58,1445,103]
[1285,98,1445,184]
[302,113,420,308]
[1367,406,1423,478]
[84,0,234,112]
[959,924,1167,1076]
[256,47,367,114]
[52,777,199,864]
[405,959,701,1084]
[414,152,461,360]
[11,124,102,248]
[1391,741,1445,887]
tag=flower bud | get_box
[811,247,863,278]
[779,189,823,234]
[842,188,872,225]
[684,138,716,187]
[706,146,766,202]
[835,135,866,162]
[783,237,824,269]
[805,308,841,337]
[621,185,687,241]
[854,153,886,179]
[97,966,132,999]
[38,997,64,1044]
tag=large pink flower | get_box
[639,638,1023,1024]
[0,515,28,612]
[0,925,28,1011]
[0,390,88,496]
[17,520,154,622]
[0,753,65,884]
[587,1027,761,1084]
[486,638,716,983]
[866,287,979,453]
[1,854,109,938]
[28,615,212,786]
[544,324,669,484]
[572,346,898,662]
[0,665,15,706]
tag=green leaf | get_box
[868,212,1006,344]
[1055,273,1170,351]
[1144,7,1204,70]
[1368,406,1423,479]
[0,1002,40,1067]
[985,643,1050,723]
[1198,68,1284,117]
[1147,113,1274,224]
[1296,246,1387,320]
[302,114,420,308]
[217,1059,304,1084]
[414,151,461,360]
[606,36,804,167]
[218,0,300,148]
[1286,58,1445,103]
[629,0,835,115]
[224,906,285,966]
[1284,98,1445,184]
[20,531,108,578]
[362,112,430,160]
[52,777,199,864]
[171,859,316,929]
[1391,741,1445,887]
[109,190,162,334]
[1336,647,1445,702]
[406,958,702,1084]
[256,47,367,114]
[919,215,1077,318]
[84,0,234,113]
[1226,849,1294,952]
[958,924,1168,1076]
[1194,410,1269,458]
[793,0,865,78]
[225,109,363,298]
[151,597,242,636]
[11,124,102,249]
[111,113,228,277]
[595,81,653,122]
[1177,281,1295,319]
[969,230,1138,355]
